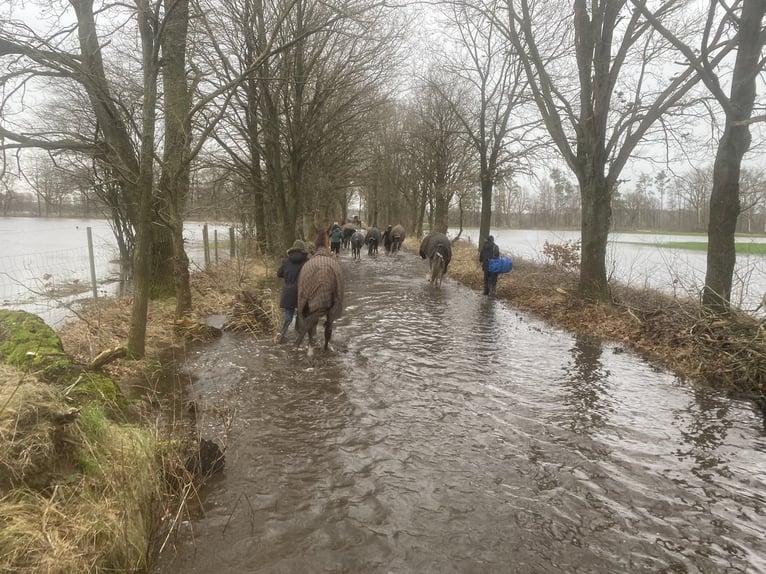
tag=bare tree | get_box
[411,75,476,233]
[495,0,716,300]
[201,0,403,253]
[616,172,656,230]
[361,100,426,232]
[430,1,540,245]
[738,166,766,234]
[631,0,766,310]
[0,1,167,356]
[673,166,712,230]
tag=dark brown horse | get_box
[366,226,381,256]
[341,223,355,249]
[419,231,452,288]
[390,224,406,254]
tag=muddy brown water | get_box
[154,250,766,573]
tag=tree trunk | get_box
[578,171,611,301]
[433,189,450,233]
[479,168,493,246]
[704,132,745,308]
[159,0,192,318]
[702,0,765,311]
[127,0,160,358]
[130,208,152,358]
[246,76,266,252]
[150,226,176,297]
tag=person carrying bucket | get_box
[479,235,501,296]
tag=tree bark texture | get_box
[703,0,766,310]
[129,0,161,357]
[159,0,193,318]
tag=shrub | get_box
[542,239,581,271]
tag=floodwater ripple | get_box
[155,249,766,574]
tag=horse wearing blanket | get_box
[419,231,452,289]
[350,230,365,261]
[366,226,381,256]
[390,224,406,255]
[296,232,345,356]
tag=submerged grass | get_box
[618,240,766,255]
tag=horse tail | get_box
[430,250,445,286]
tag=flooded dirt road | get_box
[156,250,766,573]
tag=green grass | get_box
[618,240,766,255]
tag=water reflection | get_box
[559,335,613,434]
[673,388,734,480]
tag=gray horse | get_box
[350,230,365,261]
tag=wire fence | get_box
[0,221,235,329]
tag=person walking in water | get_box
[479,235,500,296]
[329,222,343,255]
[277,239,309,342]
[382,224,393,254]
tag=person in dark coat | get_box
[479,235,500,296]
[277,239,309,342]
[329,222,343,255]
[382,224,393,254]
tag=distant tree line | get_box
[6,160,766,238]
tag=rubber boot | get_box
[279,319,290,344]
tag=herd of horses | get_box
[339,223,406,258]
[294,225,453,356]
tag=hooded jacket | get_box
[277,249,309,309]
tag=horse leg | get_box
[296,310,321,355]
[323,316,333,350]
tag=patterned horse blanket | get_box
[297,247,345,320]
[419,231,452,269]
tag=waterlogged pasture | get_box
[622,240,766,255]
[0,217,232,328]
[455,228,766,312]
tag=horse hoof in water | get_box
[307,345,315,358]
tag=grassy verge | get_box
[1,256,280,573]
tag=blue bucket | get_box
[488,257,513,274]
